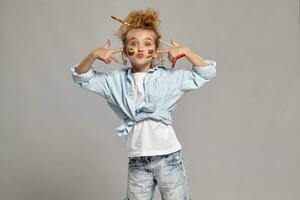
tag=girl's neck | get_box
[131,62,153,73]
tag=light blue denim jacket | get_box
[70,60,216,137]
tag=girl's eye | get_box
[145,43,151,46]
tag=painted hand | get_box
[156,38,190,68]
[93,39,123,64]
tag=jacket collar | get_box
[126,64,165,79]
[129,65,159,74]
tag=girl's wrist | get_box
[184,47,192,56]
[184,47,194,60]
[91,50,98,60]
[184,49,207,67]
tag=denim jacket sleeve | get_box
[70,63,109,98]
[176,59,216,92]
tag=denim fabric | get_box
[70,60,216,137]
[124,150,192,200]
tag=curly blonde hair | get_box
[114,8,165,67]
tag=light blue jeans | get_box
[124,150,192,200]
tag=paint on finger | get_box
[171,53,186,68]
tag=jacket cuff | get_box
[192,59,216,80]
[70,63,95,84]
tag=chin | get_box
[131,60,150,67]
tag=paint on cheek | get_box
[127,47,136,56]
[148,49,154,54]
[145,49,155,59]
[145,55,153,59]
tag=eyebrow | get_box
[128,37,153,42]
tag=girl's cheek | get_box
[145,49,155,59]
[127,47,136,56]
[148,49,154,54]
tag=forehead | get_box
[126,29,155,41]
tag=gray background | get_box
[0,0,299,199]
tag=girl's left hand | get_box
[156,38,191,68]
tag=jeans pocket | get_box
[128,158,145,170]
[164,151,183,166]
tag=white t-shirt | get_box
[125,72,182,157]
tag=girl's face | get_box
[124,29,157,70]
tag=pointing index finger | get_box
[111,48,124,54]
[157,48,172,53]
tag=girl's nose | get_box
[137,45,144,52]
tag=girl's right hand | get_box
[92,39,123,64]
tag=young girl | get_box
[70,8,216,200]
